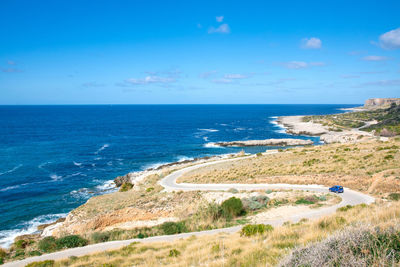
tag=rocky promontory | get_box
[212,138,313,147]
[364,98,400,107]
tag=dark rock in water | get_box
[114,174,131,187]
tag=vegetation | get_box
[241,224,273,237]
[302,103,400,136]
[180,139,400,195]
[119,182,133,192]
[46,202,400,267]
[25,260,55,267]
[220,197,245,220]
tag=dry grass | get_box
[48,201,400,267]
[179,139,400,196]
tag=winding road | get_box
[4,153,375,267]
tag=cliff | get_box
[364,98,400,107]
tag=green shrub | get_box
[243,195,269,211]
[256,152,263,157]
[295,197,316,205]
[119,182,133,192]
[220,197,244,220]
[25,260,55,267]
[29,250,42,256]
[146,187,154,192]
[389,193,400,201]
[161,221,187,235]
[0,248,6,258]
[38,237,57,253]
[55,235,88,249]
[0,257,3,265]
[384,155,394,160]
[91,231,111,243]
[14,239,28,249]
[14,249,25,257]
[241,224,273,237]
[169,249,180,257]
[337,205,353,212]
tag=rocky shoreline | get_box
[211,138,313,147]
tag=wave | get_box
[50,174,62,181]
[96,180,116,191]
[269,116,287,134]
[0,185,21,192]
[203,136,209,142]
[0,164,22,176]
[198,128,219,132]
[177,156,194,162]
[203,142,221,148]
[95,143,110,154]
[0,213,67,248]
[73,161,82,167]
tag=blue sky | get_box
[1,0,399,104]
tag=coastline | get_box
[2,105,369,249]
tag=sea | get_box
[0,104,358,247]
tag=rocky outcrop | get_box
[213,138,313,147]
[364,98,400,107]
[114,174,132,187]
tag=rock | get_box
[37,217,66,231]
[364,98,400,107]
[114,174,132,187]
[214,138,313,147]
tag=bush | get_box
[241,224,273,237]
[295,197,316,205]
[220,197,244,220]
[29,250,42,256]
[91,231,111,243]
[25,260,55,267]
[337,205,353,212]
[0,248,6,258]
[14,239,28,249]
[146,187,154,192]
[119,182,133,192]
[169,249,180,257]
[14,249,25,257]
[256,152,262,157]
[38,237,57,252]
[242,195,269,211]
[389,193,400,201]
[0,257,3,265]
[161,222,187,235]
[228,188,239,194]
[279,226,400,266]
[55,235,88,249]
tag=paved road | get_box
[5,153,375,267]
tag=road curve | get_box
[5,153,375,267]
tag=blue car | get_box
[329,185,344,193]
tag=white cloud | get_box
[309,62,326,66]
[285,61,308,69]
[124,75,176,85]
[199,71,217,79]
[1,68,22,73]
[224,74,248,79]
[379,27,400,49]
[362,55,389,61]
[301,37,322,49]
[208,23,230,34]
[216,16,224,23]
[212,78,233,84]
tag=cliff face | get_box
[364,98,400,107]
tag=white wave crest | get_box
[95,144,110,154]
[198,128,219,132]
[73,161,82,166]
[0,213,67,248]
[50,174,62,181]
[0,164,22,176]
[203,142,221,148]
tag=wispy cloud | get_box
[301,37,322,49]
[208,23,230,34]
[359,79,400,87]
[199,70,217,79]
[117,75,176,87]
[216,16,224,23]
[224,74,249,79]
[1,68,23,73]
[211,78,234,84]
[379,27,400,49]
[7,60,16,65]
[341,75,360,79]
[82,82,105,88]
[362,55,389,61]
[283,61,326,69]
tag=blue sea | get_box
[0,104,357,247]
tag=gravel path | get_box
[5,152,375,267]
